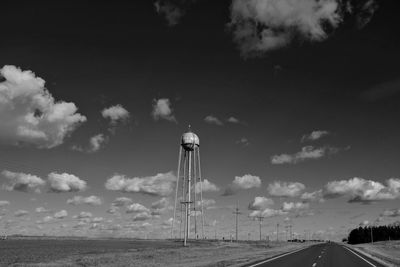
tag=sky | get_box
[0,0,400,241]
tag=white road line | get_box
[343,246,377,267]
[247,246,313,267]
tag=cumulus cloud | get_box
[67,195,102,206]
[324,177,400,203]
[381,209,400,217]
[101,105,130,125]
[133,212,152,221]
[229,0,343,56]
[74,211,92,219]
[267,181,305,197]
[152,98,177,122]
[0,65,86,148]
[223,174,261,196]
[227,117,240,124]
[249,208,286,218]
[271,146,341,164]
[112,197,133,207]
[233,175,261,189]
[282,201,310,212]
[301,189,324,202]
[48,172,87,193]
[14,210,29,217]
[154,0,185,26]
[236,137,250,146]
[151,197,169,209]
[248,196,274,210]
[53,210,68,219]
[72,133,108,153]
[35,207,51,213]
[301,130,329,142]
[195,179,219,194]
[204,115,223,126]
[2,170,45,193]
[196,199,216,209]
[105,172,176,197]
[0,200,10,207]
[126,203,150,214]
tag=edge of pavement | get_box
[342,243,395,267]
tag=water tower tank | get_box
[181,131,199,151]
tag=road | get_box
[246,242,385,267]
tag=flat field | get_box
[0,238,310,267]
[353,240,400,266]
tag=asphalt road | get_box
[246,242,385,267]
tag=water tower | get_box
[171,126,205,246]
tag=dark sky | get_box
[0,0,399,239]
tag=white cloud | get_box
[2,170,45,193]
[112,197,133,207]
[72,134,108,153]
[282,202,310,212]
[67,195,102,206]
[300,190,324,202]
[74,211,92,219]
[195,179,220,194]
[356,0,378,29]
[324,177,400,203]
[227,117,240,124]
[248,196,274,210]
[233,174,261,189]
[105,172,176,197]
[54,210,68,219]
[0,65,86,148]
[151,98,177,122]
[267,181,305,197]
[301,130,329,142]
[14,210,29,217]
[154,0,185,26]
[101,104,130,125]
[107,206,120,214]
[48,172,87,193]
[249,208,286,218]
[133,211,152,221]
[196,199,216,209]
[271,146,341,164]
[360,220,370,227]
[35,207,51,213]
[126,203,150,214]
[381,209,400,217]
[229,0,342,56]
[151,197,169,209]
[236,137,250,146]
[204,115,223,126]
[0,200,10,207]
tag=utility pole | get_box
[256,215,265,241]
[276,223,280,241]
[289,224,292,241]
[233,202,241,242]
[370,226,374,244]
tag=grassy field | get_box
[0,238,311,267]
[353,240,400,266]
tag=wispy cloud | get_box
[154,0,186,26]
[72,133,108,153]
[301,130,330,142]
[271,145,343,164]
[204,115,223,126]
[67,196,102,206]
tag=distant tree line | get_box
[347,223,400,244]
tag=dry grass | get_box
[3,239,311,267]
[354,241,400,266]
